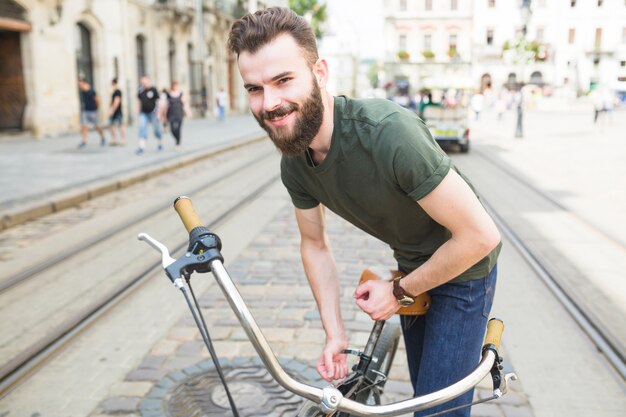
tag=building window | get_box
[425,0,432,11]
[570,0,576,7]
[398,34,408,51]
[136,35,146,82]
[424,33,432,51]
[595,28,602,49]
[488,0,495,8]
[400,0,407,11]
[449,34,457,48]
[597,0,603,6]
[620,61,626,68]
[451,0,458,10]
[486,29,494,45]
[568,28,575,44]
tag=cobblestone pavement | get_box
[90,204,533,417]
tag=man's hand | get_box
[317,337,348,382]
[354,280,399,321]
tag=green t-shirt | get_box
[281,96,500,282]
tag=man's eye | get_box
[278,78,291,84]
[247,87,261,93]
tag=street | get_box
[0,99,624,417]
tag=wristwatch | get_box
[392,277,415,307]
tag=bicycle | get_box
[138,196,517,417]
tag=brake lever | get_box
[138,233,176,267]
[138,233,186,289]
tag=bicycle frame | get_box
[138,196,517,417]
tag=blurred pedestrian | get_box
[107,78,126,146]
[77,78,106,149]
[160,81,191,151]
[136,75,163,155]
[591,88,604,124]
[470,91,484,121]
[215,88,227,121]
[514,89,524,138]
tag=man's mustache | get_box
[260,102,298,121]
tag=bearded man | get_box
[228,8,501,417]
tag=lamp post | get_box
[515,0,532,138]
[195,0,206,117]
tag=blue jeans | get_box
[138,111,162,140]
[400,264,497,417]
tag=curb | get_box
[0,133,266,232]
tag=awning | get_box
[0,17,32,32]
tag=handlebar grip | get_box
[483,318,504,349]
[173,196,203,233]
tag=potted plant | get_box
[422,50,435,59]
[397,50,410,61]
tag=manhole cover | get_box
[144,357,323,417]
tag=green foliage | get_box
[422,50,434,59]
[289,0,328,39]
[397,50,410,60]
[502,35,548,63]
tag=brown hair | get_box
[227,7,318,66]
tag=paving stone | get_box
[175,340,206,356]
[125,368,168,382]
[138,355,166,369]
[99,396,141,413]
[163,356,203,372]
[167,327,199,341]
[149,339,179,356]
[107,381,153,397]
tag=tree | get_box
[289,0,328,39]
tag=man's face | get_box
[141,77,151,88]
[238,34,324,157]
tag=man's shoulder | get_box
[338,96,416,128]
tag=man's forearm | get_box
[300,242,345,340]
[402,231,499,296]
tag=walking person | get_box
[136,75,163,155]
[77,78,106,149]
[215,88,227,121]
[107,78,126,146]
[228,8,501,417]
[160,81,191,151]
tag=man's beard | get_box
[253,79,324,157]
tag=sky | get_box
[322,0,385,60]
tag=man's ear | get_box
[313,58,329,88]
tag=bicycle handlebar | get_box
[168,196,512,416]
[484,318,504,349]
[173,196,204,233]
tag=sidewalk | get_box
[0,115,265,231]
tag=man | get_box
[136,75,163,154]
[107,78,126,146]
[77,78,106,149]
[228,8,501,416]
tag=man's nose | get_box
[263,88,282,112]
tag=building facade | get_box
[381,0,626,96]
[0,0,284,137]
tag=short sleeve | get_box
[379,112,451,201]
[280,159,320,209]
